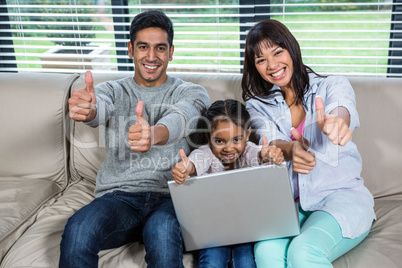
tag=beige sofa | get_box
[0,72,401,268]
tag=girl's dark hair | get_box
[241,19,320,107]
[130,10,174,47]
[189,99,251,147]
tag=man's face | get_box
[128,27,174,87]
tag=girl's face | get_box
[254,43,293,92]
[209,121,251,170]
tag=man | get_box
[60,10,209,267]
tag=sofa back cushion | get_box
[350,77,402,199]
[69,73,402,199]
[0,73,77,186]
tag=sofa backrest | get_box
[349,77,402,199]
[69,72,402,199]
[0,73,77,187]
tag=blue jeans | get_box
[59,191,184,268]
[198,243,256,268]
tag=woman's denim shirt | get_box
[246,73,376,239]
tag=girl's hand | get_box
[316,96,352,146]
[260,136,284,165]
[290,128,316,174]
[172,149,196,184]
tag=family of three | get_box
[61,9,376,268]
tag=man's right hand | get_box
[68,70,97,122]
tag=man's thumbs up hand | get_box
[172,149,195,184]
[128,101,151,152]
[68,70,97,122]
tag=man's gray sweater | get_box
[86,75,209,197]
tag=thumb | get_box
[262,136,268,148]
[179,149,189,164]
[291,127,310,150]
[315,96,325,128]
[135,101,145,123]
[260,136,269,161]
[84,71,95,93]
[291,127,303,142]
[179,149,191,173]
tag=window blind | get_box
[0,0,401,77]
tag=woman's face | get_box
[254,43,293,91]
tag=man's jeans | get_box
[59,191,184,268]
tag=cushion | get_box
[0,73,78,260]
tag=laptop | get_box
[167,162,300,251]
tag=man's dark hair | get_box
[130,10,174,47]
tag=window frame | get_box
[0,0,17,72]
[388,0,402,77]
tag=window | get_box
[272,0,401,77]
[1,0,401,77]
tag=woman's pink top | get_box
[290,117,306,202]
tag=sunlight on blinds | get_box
[1,0,400,76]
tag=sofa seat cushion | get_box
[333,197,402,268]
[0,177,62,261]
[5,182,401,268]
[1,179,196,268]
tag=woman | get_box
[241,19,376,267]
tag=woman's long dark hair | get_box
[241,19,319,107]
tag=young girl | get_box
[242,19,376,267]
[172,99,284,268]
